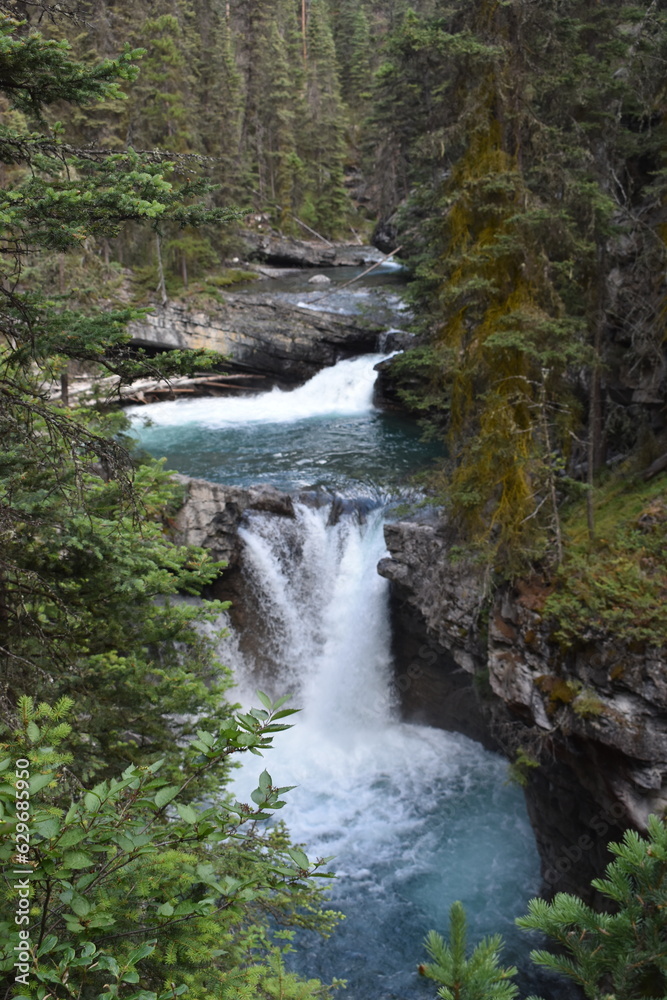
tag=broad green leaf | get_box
[34,818,61,839]
[128,943,155,964]
[70,896,91,917]
[59,828,87,848]
[29,772,53,794]
[272,694,294,710]
[62,851,94,869]
[287,847,309,870]
[256,690,272,711]
[154,785,180,809]
[36,935,58,956]
[176,803,198,825]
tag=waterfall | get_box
[127,353,389,428]
[223,501,541,999]
[234,502,394,733]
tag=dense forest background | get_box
[33,0,667,575]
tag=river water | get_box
[128,269,552,999]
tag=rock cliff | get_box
[378,516,667,899]
[128,293,382,382]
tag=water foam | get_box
[127,353,389,428]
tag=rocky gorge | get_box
[170,469,666,904]
[136,239,666,906]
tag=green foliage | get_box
[0,695,341,1000]
[507,748,540,789]
[543,474,667,649]
[0,19,341,1000]
[368,0,667,572]
[517,816,667,1000]
[423,820,667,1000]
[421,901,519,1000]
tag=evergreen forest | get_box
[0,0,666,998]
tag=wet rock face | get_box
[387,584,499,752]
[170,476,298,668]
[379,515,667,901]
[170,475,295,566]
[128,294,382,383]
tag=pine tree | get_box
[421,901,520,1000]
[517,816,667,1000]
[300,0,349,235]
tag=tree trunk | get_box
[586,255,606,542]
[156,234,168,306]
[302,0,307,65]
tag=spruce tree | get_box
[421,901,520,1000]
[517,816,667,1000]
[300,0,349,235]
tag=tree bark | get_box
[156,234,168,306]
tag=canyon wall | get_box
[378,516,667,899]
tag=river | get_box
[128,266,556,1000]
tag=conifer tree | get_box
[300,0,348,235]
[517,816,667,1000]
[423,818,667,1000]
[421,901,520,1000]
[0,21,340,996]
[369,0,667,567]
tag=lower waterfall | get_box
[223,501,542,999]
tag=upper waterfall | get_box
[127,353,441,492]
[127,353,390,428]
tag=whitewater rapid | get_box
[129,352,542,998]
[126,353,389,427]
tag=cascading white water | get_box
[127,352,440,494]
[127,353,389,428]
[224,502,542,999]
[233,503,394,732]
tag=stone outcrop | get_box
[240,230,382,268]
[128,293,382,382]
[378,515,667,900]
[170,475,295,565]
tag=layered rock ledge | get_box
[128,293,383,383]
[239,231,383,268]
[378,516,667,899]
